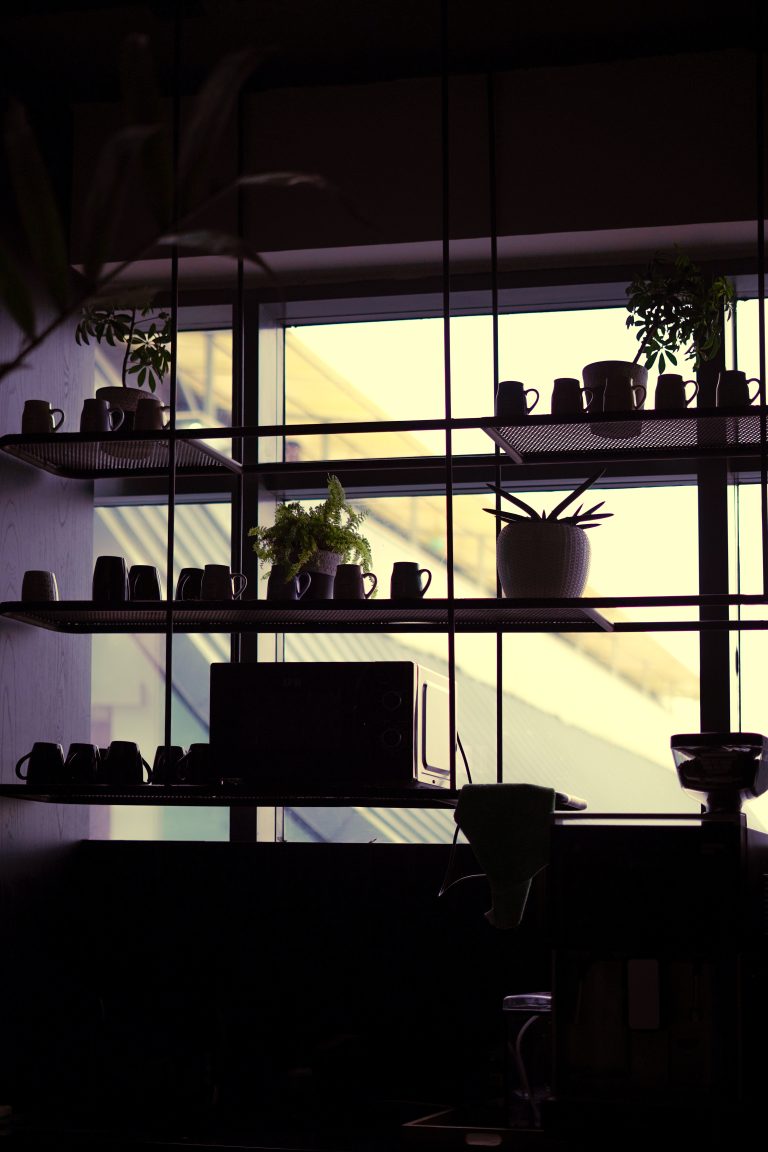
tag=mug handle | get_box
[632,384,647,408]
[232,573,247,600]
[748,378,762,404]
[362,572,377,599]
[51,408,65,430]
[296,573,312,599]
[525,388,540,412]
[683,380,699,406]
[582,386,596,411]
[15,752,31,780]
[418,568,432,596]
[142,757,153,784]
[109,407,125,430]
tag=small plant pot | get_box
[496,521,591,598]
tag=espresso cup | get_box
[176,567,204,600]
[92,555,129,602]
[200,564,247,600]
[551,377,594,416]
[21,569,59,602]
[391,562,432,599]
[152,744,187,786]
[65,742,101,785]
[15,742,66,786]
[100,741,152,786]
[655,373,699,410]
[495,380,539,420]
[266,566,312,602]
[80,398,125,433]
[716,369,760,408]
[21,399,65,434]
[134,397,171,431]
[334,563,377,600]
[603,378,646,412]
[129,564,162,601]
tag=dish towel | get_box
[454,783,556,929]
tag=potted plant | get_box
[484,470,611,597]
[249,474,373,592]
[75,290,172,425]
[583,249,735,413]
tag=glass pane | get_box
[92,502,231,841]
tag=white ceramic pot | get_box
[496,520,590,598]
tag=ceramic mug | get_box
[92,555,129,602]
[100,740,152,786]
[134,397,171,431]
[22,399,64,434]
[267,566,312,601]
[603,377,646,412]
[81,397,124,432]
[21,570,59,601]
[655,373,699,410]
[15,742,66,786]
[177,743,217,786]
[152,744,187,786]
[551,377,595,416]
[301,571,335,600]
[65,742,101,785]
[176,567,204,600]
[716,369,760,408]
[333,563,377,600]
[129,564,162,601]
[391,562,432,599]
[200,564,247,600]
[495,380,539,420]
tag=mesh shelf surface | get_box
[0,783,460,807]
[0,433,240,477]
[484,409,768,462]
[0,599,613,633]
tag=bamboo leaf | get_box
[485,483,540,519]
[4,100,70,310]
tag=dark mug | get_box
[495,380,539,420]
[391,562,432,599]
[655,373,699,410]
[300,571,335,600]
[152,744,187,786]
[93,555,129,603]
[177,743,218,786]
[333,563,377,600]
[21,569,60,602]
[65,742,101,785]
[81,398,124,433]
[15,742,66,786]
[176,567,204,600]
[200,564,247,600]
[129,564,162,601]
[551,377,595,416]
[100,741,152,786]
[716,369,760,408]
[267,566,312,602]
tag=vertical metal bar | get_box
[755,40,767,599]
[163,4,182,753]
[440,0,456,790]
[486,70,503,785]
[230,89,246,668]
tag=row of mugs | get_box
[495,369,762,419]
[15,740,217,787]
[21,397,171,435]
[94,558,247,602]
[268,561,433,602]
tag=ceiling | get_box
[5,0,764,104]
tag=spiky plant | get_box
[483,470,612,530]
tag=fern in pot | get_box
[484,471,611,598]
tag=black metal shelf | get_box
[0,431,241,478]
[0,783,461,808]
[484,407,768,464]
[0,599,613,633]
